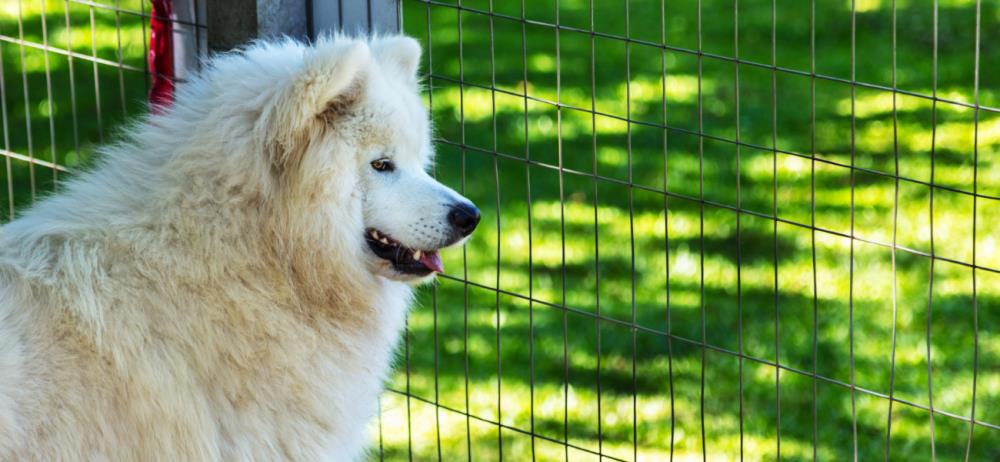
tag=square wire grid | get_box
[1,0,205,218]
[375,0,1000,460]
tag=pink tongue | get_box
[418,251,444,273]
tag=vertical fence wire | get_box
[928,0,940,457]
[697,0,709,458]
[455,2,473,460]
[517,1,537,460]
[588,0,603,458]
[486,0,502,458]
[732,1,745,460]
[964,2,982,461]
[87,4,103,142]
[429,4,444,446]
[38,3,57,188]
[884,0,902,459]
[553,1,568,460]
[403,305,413,462]
[808,0,819,459]
[848,0,861,460]
[1,31,10,219]
[63,1,82,158]
[659,1,676,460]
[769,0,781,457]
[16,1,36,202]
[623,1,638,460]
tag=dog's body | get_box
[0,36,476,461]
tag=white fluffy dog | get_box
[0,35,479,461]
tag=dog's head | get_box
[191,36,478,285]
[345,37,480,283]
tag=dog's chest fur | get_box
[3,252,412,461]
[178,279,411,461]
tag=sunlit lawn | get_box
[383,0,1000,460]
[2,1,999,461]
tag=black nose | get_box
[448,202,481,237]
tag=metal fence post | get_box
[310,0,401,36]
[171,0,207,79]
[206,0,395,52]
[207,0,309,51]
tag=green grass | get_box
[381,0,1000,460]
[0,0,150,216]
[3,1,1000,460]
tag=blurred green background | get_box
[2,0,999,460]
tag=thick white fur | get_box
[0,35,457,461]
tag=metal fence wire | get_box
[1,0,205,219]
[383,0,999,461]
[2,1,999,461]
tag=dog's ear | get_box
[372,36,421,84]
[298,40,370,116]
[258,40,370,173]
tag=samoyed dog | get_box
[0,35,478,461]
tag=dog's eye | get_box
[370,159,394,172]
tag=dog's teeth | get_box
[379,238,390,244]
[413,250,422,260]
[371,230,379,238]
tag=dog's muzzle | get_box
[366,200,480,276]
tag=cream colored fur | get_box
[0,35,453,461]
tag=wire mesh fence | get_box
[1,0,205,220]
[2,1,998,461]
[377,0,1000,460]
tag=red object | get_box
[149,0,174,110]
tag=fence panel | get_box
[1,0,205,219]
[376,0,1000,460]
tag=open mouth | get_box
[365,228,444,276]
